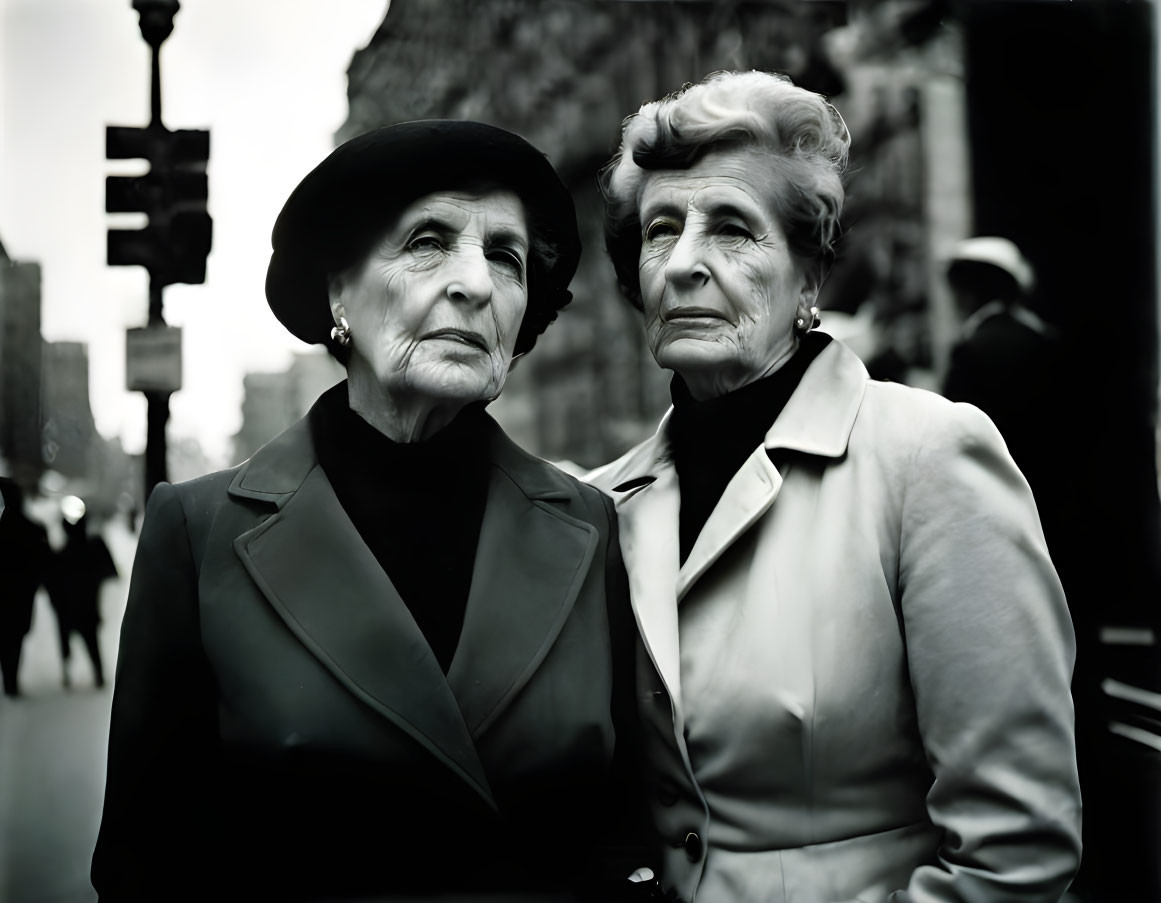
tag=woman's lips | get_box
[422,328,489,351]
[662,307,729,322]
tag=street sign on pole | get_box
[126,325,182,393]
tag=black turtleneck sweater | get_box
[309,381,492,672]
[669,332,831,565]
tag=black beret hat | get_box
[265,120,581,355]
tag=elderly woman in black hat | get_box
[93,121,643,902]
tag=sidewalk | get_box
[0,520,134,903]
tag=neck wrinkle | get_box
[680,335,801,401]
[346,370,469,444]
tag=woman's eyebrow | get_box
[702,200,761,222]
[403,215,455,235]
[640,199,683,222]
[488,226,529,254]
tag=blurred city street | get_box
[0,520,134,903]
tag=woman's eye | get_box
[488,249,525,275]
[644,221,678,241]
[718,223,752,239]
[408,234,443,252]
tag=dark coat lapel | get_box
[230,419,495,810]
[447,421,599,738]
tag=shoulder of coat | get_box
[857,378,1004,461]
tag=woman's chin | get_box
[401,364,505,407]
[654,339,741,379]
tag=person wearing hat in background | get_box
[942,237,1061,487]
[92,121,647,902]
[941,237,1072,613]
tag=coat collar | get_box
[762,337,868,457]
[229,404,576,506]
[230,401,596,811]
[594,338,868,492]
[588,337,869,718]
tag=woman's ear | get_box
[796,282,820,323]
[327,274,346,323]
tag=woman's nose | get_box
[663,229,711,289]
[445,248,494,306]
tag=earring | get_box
[330,316,351,347]
[795,306,821,334]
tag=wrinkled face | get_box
[330,188,529,407]
[637,147,815,398]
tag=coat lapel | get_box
[676,448,782,600]
[230,418,496,810]
[764,338,868,458]
[592,422,686,719]
[446,434,598,738]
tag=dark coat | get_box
[92,409,643,902]
[942,306,1063,495]
[49,518,118,632]
[0,501,48,639]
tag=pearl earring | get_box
[330,316,351,347]
[795,306,821,335]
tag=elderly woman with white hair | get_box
[589,71,1082,903]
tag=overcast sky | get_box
[1,0,389,464]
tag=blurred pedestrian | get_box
[941,238,1065,527]
[48,496,116,689]
[0,478,51,697]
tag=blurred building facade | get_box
[231,351,345,464]
[38,342,136,520]
[337,0,971,467]
[0,240,45,490]
[41,341,99,479]
[1,237,137,518]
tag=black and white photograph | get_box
[1,1,1158,901]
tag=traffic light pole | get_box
[107,0,210,505]
[136,0,179,503]
[145,278,169,500]
[150,33,163,129]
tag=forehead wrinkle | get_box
[641,177,767,223]
[639,145,784,222]
[403,191,527,246]
[400,196,472,233]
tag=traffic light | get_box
[106,124,211,287]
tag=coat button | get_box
[677,831,702,862]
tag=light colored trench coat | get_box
[588,337,1082,903]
